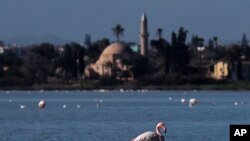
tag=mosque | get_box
[84,13,149,81]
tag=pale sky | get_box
[0,0,250,44]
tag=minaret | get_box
[140,12,149,56]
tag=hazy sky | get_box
[0,0,250,43]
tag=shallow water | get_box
[0,90,250,141]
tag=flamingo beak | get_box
[163,127,167,134]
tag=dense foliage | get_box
[0,27,250,88]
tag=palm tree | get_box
[156,28,163,40]
[112,24,124,42]
[213,36,218,48]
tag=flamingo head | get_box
[156,122,167,134]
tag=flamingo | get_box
[38,100,46,109]
[181,98,186,104]
[20,104,26,109]
[189,98,198,107]
[131,122,167,141]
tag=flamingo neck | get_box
[156,126,162,136]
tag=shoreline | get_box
[1,81,250,91]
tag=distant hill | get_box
[5,34,71,45]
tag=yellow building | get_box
[211,61,229,80]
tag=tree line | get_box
[0,42,85,87]
[0,25,250,88]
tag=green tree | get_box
[87,38,110,62]
[151,38,171,74]
[241,33,248,50]
[57,43,85,80]
[226,44,242,80]
[156,28,163,40]
[170,27,189,73]
[0,49,24,86]
[190,35,204,47]
[112,24,124,42]
[131,54,149,78]
[0,40,4,46]
[208,38,214,49]
[241,34,250,60]
[213,36,218,47]
[21,43,58,83]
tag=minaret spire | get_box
[141,12,147,22]
[140,12,149,56]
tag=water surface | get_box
[0,90,249,141]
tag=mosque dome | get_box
[96,42,133,65]
[102,42,131,55]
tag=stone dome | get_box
[96,42,133,65]
[102,42,130,55]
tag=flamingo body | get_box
[189,98,198,107]
[132,131,164,141]
[38,100,46,109]
[131,122,167,141]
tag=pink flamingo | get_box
[131,122,167,141]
